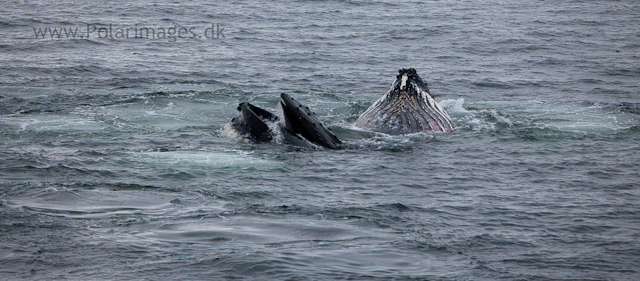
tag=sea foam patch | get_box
[123,149,280,170]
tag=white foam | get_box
[221,123,250,143]
[1,114,106,133]
[490,109,513,127]
[439,99,637,135]
[125,149,278,169]
[440,98,469,114]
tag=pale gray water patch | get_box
[120,149,282,170]
[5,187,228,219]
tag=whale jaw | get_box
[279,93,342,149]
[227,94,342,149]
[355,68,454,134]
[230,102,279,143]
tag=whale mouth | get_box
[227,94,342,149]
[229,102,279,143]
[355,68,454,134]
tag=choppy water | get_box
[1,0,640,280]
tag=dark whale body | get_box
[229,93,342,149]
[355,68,454,134]
[230,102,279,143]
[279,93,342,149]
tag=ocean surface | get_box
[1,0,639,280]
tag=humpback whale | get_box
[228,93,342,149]
[227,68,452,149]
[355,68,454,134]
[230,102,279,143]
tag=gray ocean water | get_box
[1,0,640,280]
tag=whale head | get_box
[279,93,342,149]
[392,68,431,98]
[355,68,454,134]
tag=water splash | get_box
[439,98,637,139]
